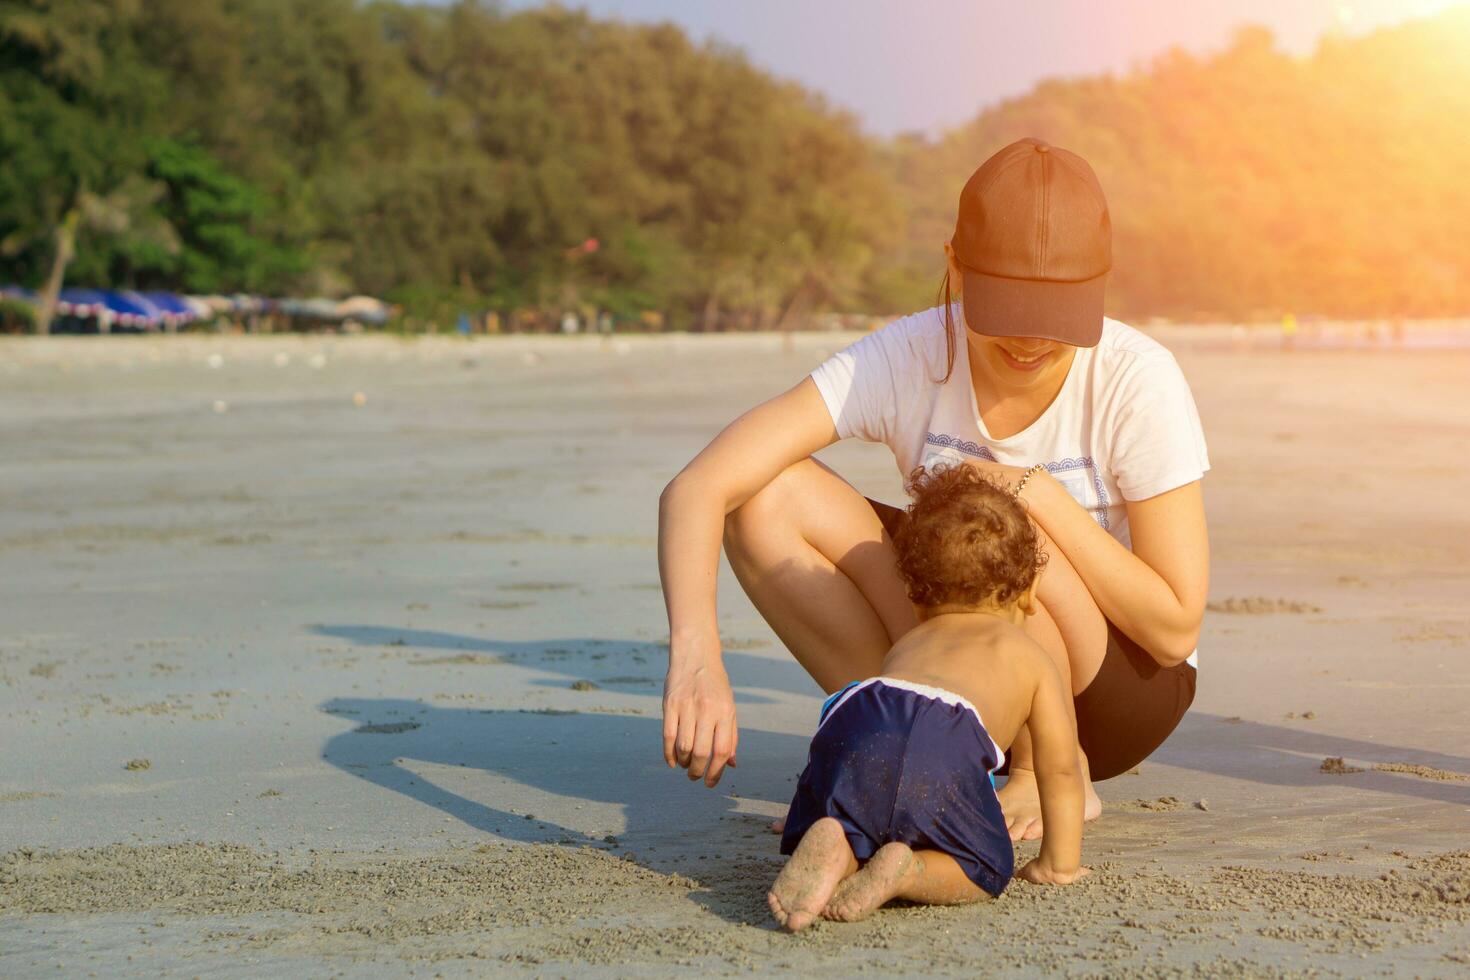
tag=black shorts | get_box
[867,497,1195,781]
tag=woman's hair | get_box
[892,464,1048,610]
[938,266,958,383]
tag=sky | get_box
[496,0,1466,137]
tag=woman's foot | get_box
[822,842,916,922]
[767,818,854,932]
[998,768,1103,841]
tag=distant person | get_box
[560,311,579,334]
[658,137,1209,841]
[1282,312,1298,351]
[768,466,1087,933]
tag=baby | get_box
[768,464,1088,932]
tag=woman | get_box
[658,137,1209,840]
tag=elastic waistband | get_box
[818,676,1006,771]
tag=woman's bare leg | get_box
[728,459,1109,839]
[723,458,917,694]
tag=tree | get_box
[0,0,165,331]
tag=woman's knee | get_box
[1032,542,1108,685]
[722,458,815,555]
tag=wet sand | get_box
[2,332,1468,976]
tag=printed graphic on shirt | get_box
[922,432,1111,531]
[922,432,997,463]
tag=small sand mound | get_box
[1118,796,1184,811]
[1371,762,1470,783]
[1207,597,1322,614]
[0,792,56,803]
[1320,757,1469,781]
[409,653,502,666]
[354,721,420,734]
[1321,757,1364,774]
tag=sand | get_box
[2,332,1468,977]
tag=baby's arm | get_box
[1016,649,1088,885]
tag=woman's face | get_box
[964,327,1076,392]
[945,240,1077,392]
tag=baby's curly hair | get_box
[892,464,1048,610]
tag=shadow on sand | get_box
[315,625,1469,897]
[1158,712,1470,808]
[311,624,817,705]
[319,696,805,924]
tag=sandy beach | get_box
[1,331,1467,977]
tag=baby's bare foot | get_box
[823,842,915,922]
[767,817,852,932]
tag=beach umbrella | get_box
[335,295,389,324]
[56,288,111,318]
[231,293,266,314]
[103,290,166,329]
[141,291,198,324]
[281,297,340,320]
[182,296,214,318]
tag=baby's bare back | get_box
[879,615,1046,753]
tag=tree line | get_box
[2,0,1467,332]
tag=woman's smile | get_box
[995,344,1053,373]
[968,333,1071,388]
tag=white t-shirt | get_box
[810,305,1210,551]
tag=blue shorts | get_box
[779,677,1013,896]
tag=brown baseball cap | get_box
[951,137,1111,347]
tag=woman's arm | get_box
[658,377,839,786]
[1020,475,1209,667]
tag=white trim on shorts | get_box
[816,676,1007,771]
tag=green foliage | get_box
[0,296,36,331]
[0,0,161,281]
[890,13,1470,320]
[2,0,1468,324]
[1,0,894,322]
[143,140,307,293]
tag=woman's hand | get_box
[662,638,739,788]
[1017,857,1090,886]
